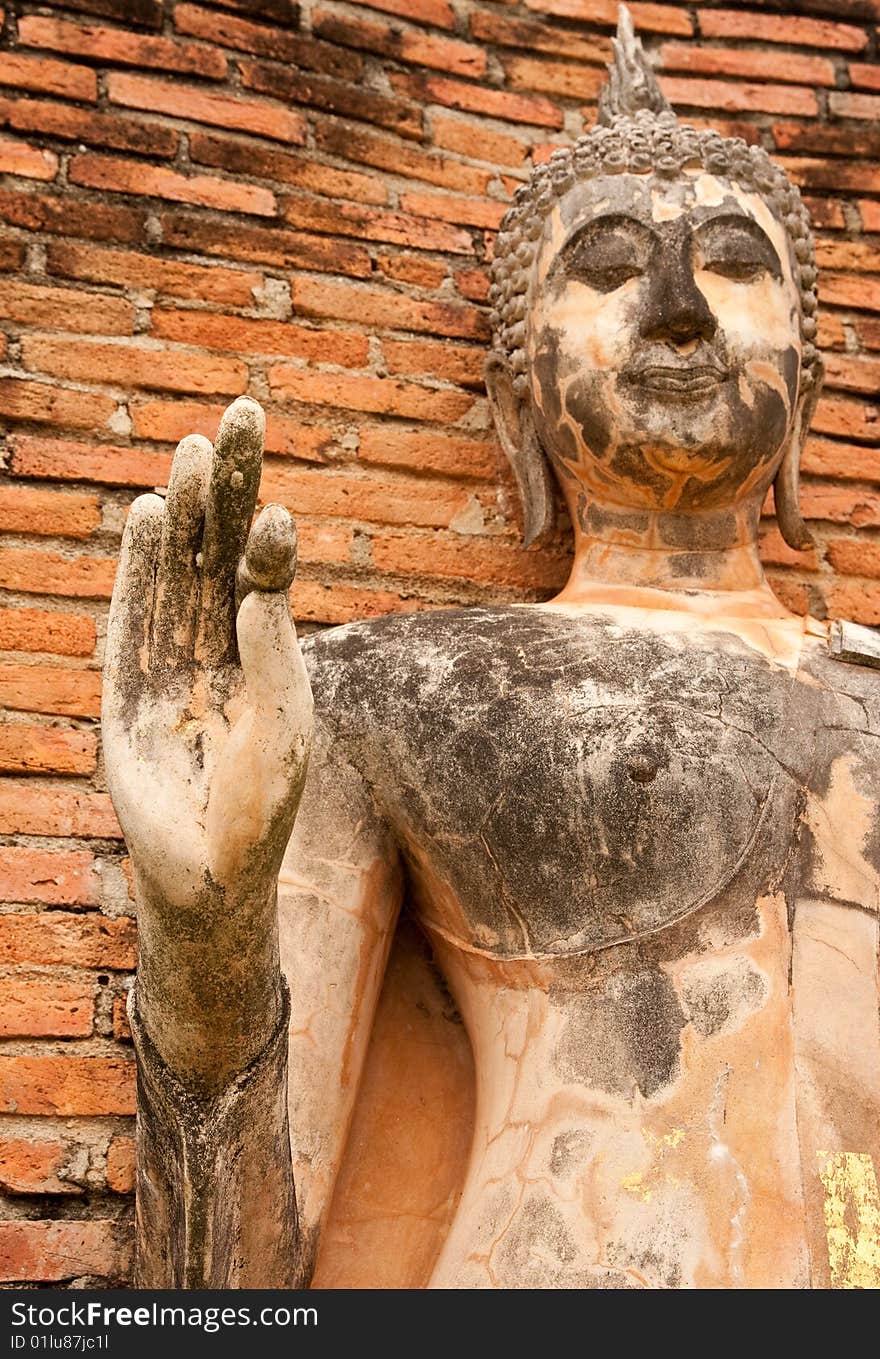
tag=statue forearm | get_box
[130,976,303,1289]
[132,874,285,1097]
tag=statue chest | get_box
[360,613,816,958]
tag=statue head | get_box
[487,7,822,554]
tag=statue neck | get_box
[555,495,787,613]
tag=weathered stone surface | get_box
[101,9,879,1290]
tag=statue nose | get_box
[638,242,717,347]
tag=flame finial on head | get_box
[597,5,671,126]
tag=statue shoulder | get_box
[299,604,526,712]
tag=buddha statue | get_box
[102,10,880,1290]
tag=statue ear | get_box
[773,361,823,552]
[485,350,555,547]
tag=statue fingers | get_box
[195,396,264,669]
[103,493,164,723]
[236,587,313,767]
[236,504,298,611]
[151,435,212,671]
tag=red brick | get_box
[504,56,605,102]
[0,136,58,181]
[46,241,263,307]
[803,198,846,231]
[823,353,880,397]
[390,71,564,129]
[372,532,569,590]
[0,1055,135,1116]
[0,238,26,272]
[21,337,248,396]
[470,9,609,62]
[268,368,477,424]
[0,911,136,970]
[240,58,423,141]
[0,977,94,1038]
[850,63,880,93]
[315,116,493,194]
[800,483,880,527]
[111,997,132,1044]
[0,607,96,657]
[0,487,101,539]
[358,426,496,479]
[658,76,817,117]
[0,279,135,335]
[0,95,179,158]
[381,336,484,386]
[189,130,388,205]
[0,1220,130,1283]
[698,10,867,51]
[660,42,835,87]
[0,783,120,839]
[0,1138,79,1195]
[161,209,372,277]
[9,436,172,491]
[783,158,880,196]
[821,271,880,311]
[128,400,338,463]
[173,3,362,80]
[758,523,819,571]
[772,121,880,159]
[858,201,880,233]
[0,725,97,777]
[69,152,277,216]
[0,547,116,600]
[0,665,101,718]
[802,436,880,483]
[0,847,97,906]
[766,575,809,617]
[829,91,880,121]
[816,240,880,273]
[0,188,145,243]
[281,190,473,254]
[827,580,880,626]
[107,71,307,145]
[0,51,96,102]
[376,253,448,289]
[106,1135,135,1191]
[60,0,163,25]
[0,379,117,432]
[813,395,879,443]
[430,114,528,169]
[311,8,486,80]
[525,0,691,34]
[262,463,489,530]
[827,537,880,579]
[345,0,455,32]
[150,307,369,368]
[293,577,434,626]
[398,189,506,230]
[17,14,228,79]
[455,267,490,304]
[292,276,489,340]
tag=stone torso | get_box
[305,606,815,961]
[300,606,879,1288]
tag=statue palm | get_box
[102,396,312,1091]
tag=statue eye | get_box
[702,256,768,283]
[579,262,644,292]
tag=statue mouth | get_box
[630,364,729,401]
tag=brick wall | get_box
[0,0,877,1286]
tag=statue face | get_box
[526,171,802,516]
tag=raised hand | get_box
[102,397,312,1090]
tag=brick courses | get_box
[0,0,878,1286]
